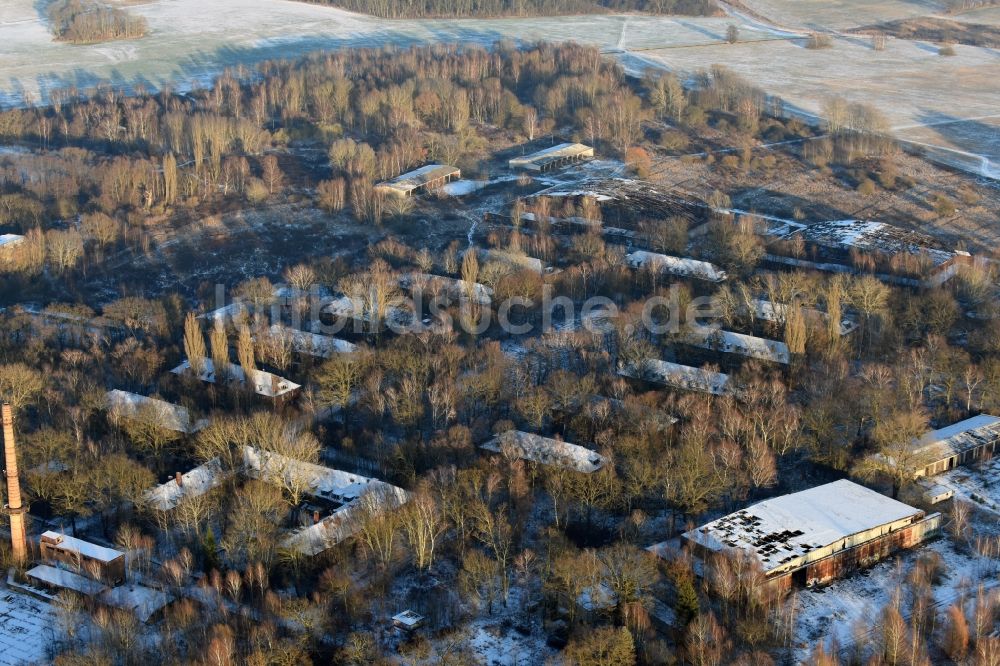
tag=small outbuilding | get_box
[392,610,426,632]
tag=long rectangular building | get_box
[375,165,460,197]
[682,327,790,365]
[481,430,607,473]
[681,480,940,592]
[619,359,731,396]
[508,143,593,172]
[626,250,727,283]
[909,414,1000,478]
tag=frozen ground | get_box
[2,0,999,177]
[0,587,58,665]
[791,536,1000,662]
[739,0,950,32]
[0,0,790,106]
[636,34,1000,178]
[930,458,1000,515]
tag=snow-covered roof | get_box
[143,458,229,512]
[197,301,247,322]
[509,143,594,169]
[482,430,606,473]
[0,588,60,666]
[750,298,857,337]
[683,480,923,576]
[910,414,1000,462]
[619,359,731,396]
[268,324,356,357]
[0,233,25,249]
[100,584,172,623]
[321,295,411,328]
[626,250,727,282]
[392,610,425,627]
[243,445,378,502]
[479,248,544,274]
[242,445,410,556]
[27,564,108,596]
[170,358,300,398]
[40,531,123,564]
[376,164,459,194]
[400,272,493,306]
[577,582,618,612]
[797,220,955,267]
[682,327,790,364]
[106,390,206,434]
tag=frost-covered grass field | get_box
[0,0,788,106]
[3,0,1000,176]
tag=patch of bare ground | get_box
[646,139,1000,254]
[857,17,1000,47]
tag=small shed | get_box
[392,610,426,632]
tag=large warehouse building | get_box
[682,480,940,593]
[508,143,593,172]
[908,414,1000,478]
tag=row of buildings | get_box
[373,142,593,197]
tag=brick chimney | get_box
[313,510,320,524]
[3,403,28,564]
[175,472,183,487]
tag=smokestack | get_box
[175,472,183,487]
[3,403,28,564]
[313,510,320,524]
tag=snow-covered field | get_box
[791,536,1000,662]
[2,0,999,177]
[0,0,789,106]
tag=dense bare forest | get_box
[46,0,148,44]
[0,34,998,665]
[299,0,717,18]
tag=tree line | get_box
[46,0,148,44]
[298,0,717,19]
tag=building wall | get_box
[917,440,998,478]
[40,542,126,586]
[803,513,941,587]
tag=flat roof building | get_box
[144,459,229,512]
[682,327,791,364]
[242,446,409,557]
[681,480,940,592]
[750,298,857,337]
[170,359,301,400]
[509,143,594,172]
[39,531,126,586]
[375,165,460,197]
[619,359,731,396]
[482,430,607,473]
[106,390,207,434]
[626,250,727,283]
[908,414,1000,478]
[267,324,356,358]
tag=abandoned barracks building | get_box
[909,414,1000,479]
[375,164,460,197]
[508,143,593,172]
[682,480,941,593]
